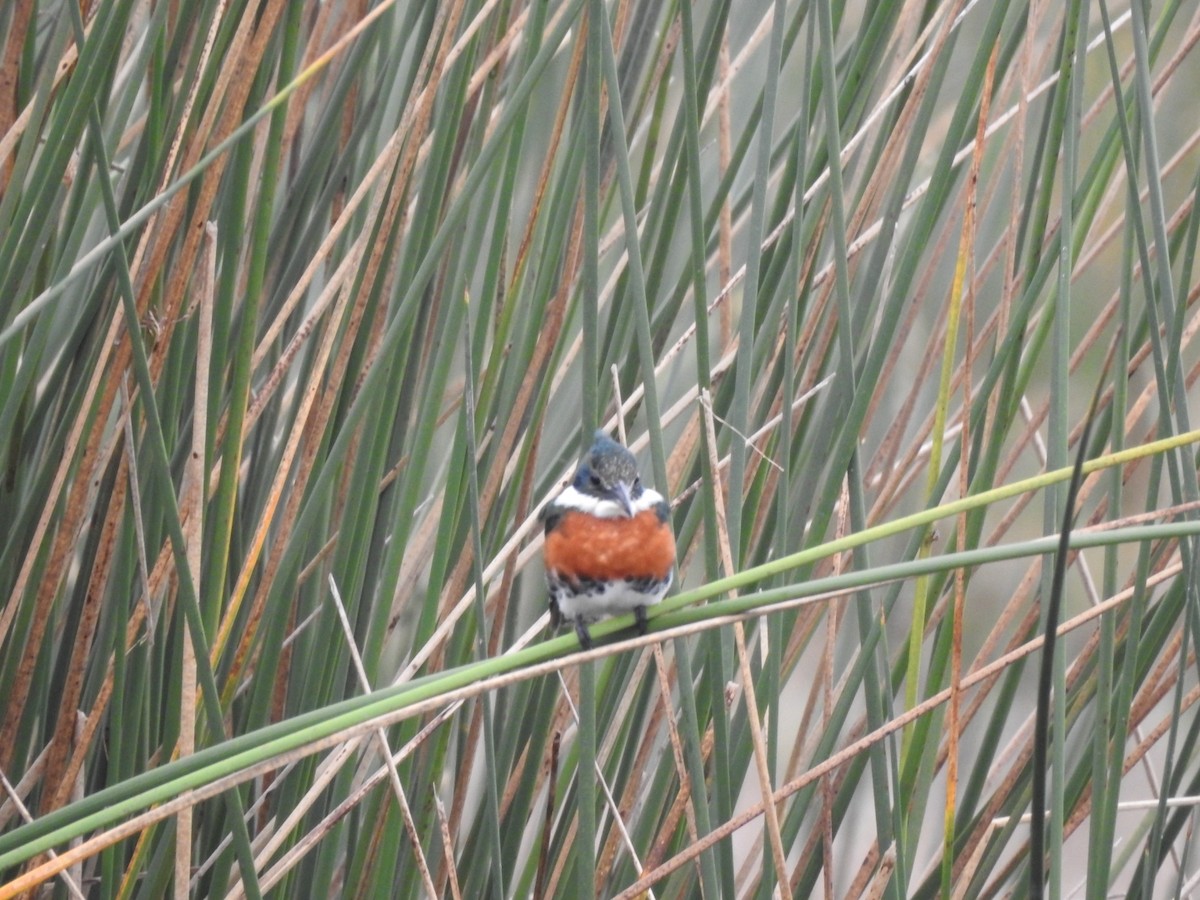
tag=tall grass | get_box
[2,0,1200,896]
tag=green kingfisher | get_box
[541,430,676,648]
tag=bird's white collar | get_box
[553,485,664,519]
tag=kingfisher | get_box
[541,430,676,649]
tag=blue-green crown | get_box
[573,430,642,500]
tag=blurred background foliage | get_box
[1,0,1200,896]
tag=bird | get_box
[541,430,675,649]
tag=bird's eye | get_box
[589,473,603,489]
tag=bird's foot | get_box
[634,605,649,637]
[574,617,594,650]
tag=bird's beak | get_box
[613,481,635,518]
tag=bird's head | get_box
[572,430,644,518]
